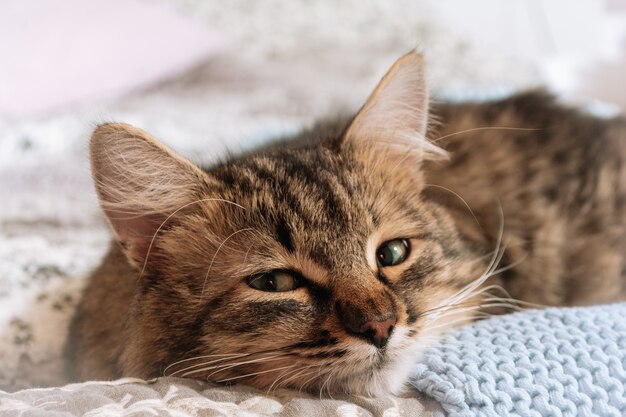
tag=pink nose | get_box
[359,317,396,348]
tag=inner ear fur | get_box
[342,51,447,164]
[90,123,213,270]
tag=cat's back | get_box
[427,91,626,305]
[432,91,626,199]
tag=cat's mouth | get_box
[284,325,425,395]
[296,329,422,396]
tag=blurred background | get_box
[0,0,624,390]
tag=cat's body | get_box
[429,92,626,306]
[68,53,626,395]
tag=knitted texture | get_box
[411,303,626,417]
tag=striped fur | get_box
[67,52,626,395]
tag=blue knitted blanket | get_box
[410,303,626,417]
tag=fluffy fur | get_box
[67,52,626,396]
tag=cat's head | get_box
[90,52,487,395]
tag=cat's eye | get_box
[376,239,410,267]
[247,270,300,292]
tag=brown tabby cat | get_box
[67,52,626,396]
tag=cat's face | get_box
[90,53,487,395]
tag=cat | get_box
[67,52,626,396]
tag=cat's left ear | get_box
[342,51,446,160]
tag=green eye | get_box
[247,270,300,292]
[376,239,410,267]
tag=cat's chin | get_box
[343,359,416,397]
[351,338,428,396]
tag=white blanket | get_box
[1,378,443,416]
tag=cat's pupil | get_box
[247,271,299,292]
[376,239,410,267]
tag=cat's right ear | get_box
[90,123,213,270]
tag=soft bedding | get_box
[1,304,625,416]
[0,378,441,416]
[413,303,626,417]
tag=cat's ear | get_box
[343,51,446,160]
[90,123,212,269]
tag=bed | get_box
[2,2,625,416]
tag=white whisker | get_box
[432,126,544,144]
[164,353,249,377]
[139,198,246,280]
[179,354,281,378]
[216,365,296,384]
[272,364,322,392]
[423,183,482,230]
[203,355,284,379]
[198,227,254,306]
[167,354,252,377]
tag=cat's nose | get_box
[359,317,396,348]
